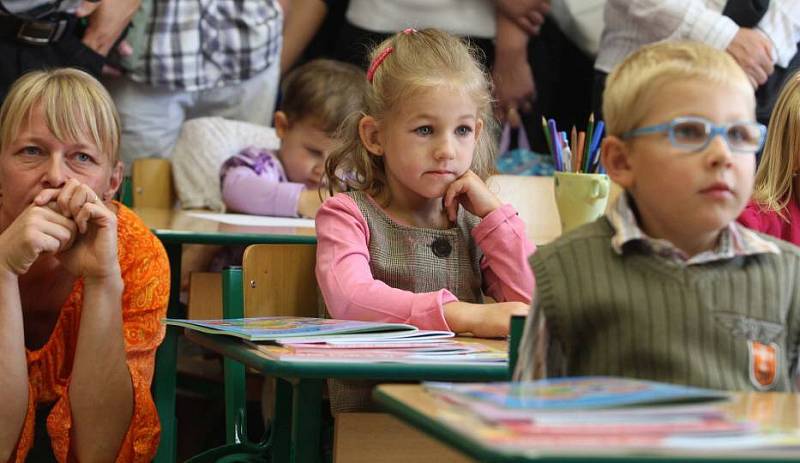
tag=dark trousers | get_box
[524,19,595,154]
[0,17,105,103]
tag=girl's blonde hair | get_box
[325,28,497,198]
[751,70,800,219]
[0,68,121,166]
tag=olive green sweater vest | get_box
[520,218,800,392]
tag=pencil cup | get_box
[553,172,610,234]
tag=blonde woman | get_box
[738,70,800,246]
[0,69,168,462]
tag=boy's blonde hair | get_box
[0,68,121,166]
[751,70,800,219]
[325,28,497,198]
[281,59,367,134]
[603,41,752,137]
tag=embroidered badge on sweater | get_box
[748,341,779,390]
[713,312,783,390]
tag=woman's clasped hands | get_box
[0,178,118,279]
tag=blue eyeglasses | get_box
[621,116,766,153]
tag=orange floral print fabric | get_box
[14,203,170,462]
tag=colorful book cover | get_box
[163,316,423,341]
[426,377,729,411]
[421,378,800,455]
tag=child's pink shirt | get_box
[738,197,800,247]
[315,193,536,331]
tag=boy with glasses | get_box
[516,41,800,392]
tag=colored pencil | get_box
[584,113,595,161]
[570,127,578,172]
[547,118,562,171]
[541,116,554,159]
[582,113,594,172]
[589,121,605,156]
[587,121,605,172]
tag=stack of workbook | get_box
[425,377,800,453]
[165,316,506,364]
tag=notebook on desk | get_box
[163,315,451,341]
[250,337,506,365]
[425,377,753,448]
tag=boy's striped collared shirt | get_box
[607,193,780,264]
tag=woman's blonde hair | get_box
[603,41,752,137]
[0,68,121,166]
[751,70,800,219]
[325,28,497,199]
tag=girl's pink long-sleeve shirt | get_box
[315,193,536,331]
[737,197,800,247]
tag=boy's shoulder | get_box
[747,228,800,261]
[530,219,800,269]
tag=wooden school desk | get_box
[135,207,316,463]
[375,385,800,463]
[185,330,509,463]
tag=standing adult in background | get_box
[0,0,139,102]
[279,0,341,76]
[593,0,800,126]
[330,0,507,71]
[105,0,283,170]
[493,0,604,153]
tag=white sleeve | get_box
[757,0,800,67]
[620,0,739,49]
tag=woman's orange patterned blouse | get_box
[14,203,170,462]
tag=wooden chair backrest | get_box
[132,158,175,209]
[187,272,223,320]
[241,244,319,317]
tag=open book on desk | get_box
[164,316,452,342]
[426,376,729,411]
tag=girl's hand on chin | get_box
[443,170,502,222]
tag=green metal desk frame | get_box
[184,265,511,463]
[151,229,315,463]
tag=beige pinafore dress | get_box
[327,191,484,414]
